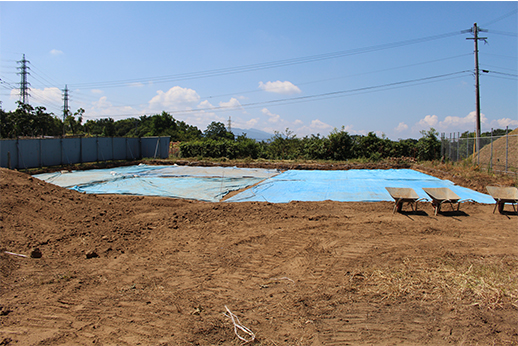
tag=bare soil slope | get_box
[477,128,518,172]
[1,167,517,346]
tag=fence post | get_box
[139,137,142,159]
[466,135,469,163]
[154,137,160,159]
[440,133,444,159]
[96,135,99,163]
[504,126,508,173]
[16,137,19,170]
[475,134,482,168]
[449,133,452,161]
[457,132,460,162]
[39,138,42,168]
[489,128,493,172]
[80,136,83,164]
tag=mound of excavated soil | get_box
[1,167,517,345]
[478,128,518,172]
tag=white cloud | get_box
[219,97,242,110]
[148,86,200,111]
[491,118,518,128]
[295,119,333,137]
[417,114,439,128]
[91,89,103,94]
[414,111,493,133]
[93,96,111,109]
[245,118,259,128]
[180,111,226,132]
[9,89,18,100]
[50,49,63,56]
[395,122,408,132]
[440,111,487,128]
[129,82,144,88]
[258,80,301,95]
[198,100,215,109]
[262,108,281,123]
[83,96,138,120]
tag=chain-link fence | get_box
[440,129,517,174]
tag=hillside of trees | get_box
[1,102,513,162]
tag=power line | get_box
[29,61,64,88]
[480,63,517,73]
[89,70,471,119]
[482,74,518,82]
[0,78,18,90]
[481,52,517,60]
[481,8,518,27]
[68,30,464,90]
[201,53,472,100]
[175,71,473,115]
[486,29,518,37]
[484,70,518,78]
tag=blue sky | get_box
[1,1,516,140]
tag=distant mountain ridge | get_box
[231,128,273,141]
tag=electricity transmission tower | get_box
[62,85,70,135]
[464,23,488,157]
[17,54,31,104]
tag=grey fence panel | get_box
[62,138,81,165]
[18,139,40,169]
[0,140,18,169]
[126,138,140,160]
[113,138,127,160]
[41,138,62,167]
[140,137,169,159]
[81,137,98,163]
[97,137,113,161]
[0,136,170,169]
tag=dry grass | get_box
[345,256,518,311]
[477,129,518,173]
[416,161,518,190]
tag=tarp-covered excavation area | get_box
[35,165,495,204]
[225,169,495,204]
[35,165,281,202]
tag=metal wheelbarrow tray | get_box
[486,186,518,213]
[385,187,425,213]
[422,187,471,216]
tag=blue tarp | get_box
[35,166,495,204]
[34,165,281,202]
[225,169,495,204]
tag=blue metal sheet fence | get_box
[0,136,170,169]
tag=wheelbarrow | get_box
[385,187,426,213]
[422,187,471,216]
[486,186,518,214]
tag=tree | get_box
[417,128,440,161]
[64,108,85,135]
[1,102,62,138]
[327,127,354,160]
[203,121,234,140]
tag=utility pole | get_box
[17,54,31,104]
[62,85,70,136]
[228,116,232,133]
[465,23,487,158]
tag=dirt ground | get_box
[1,165,517,346]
